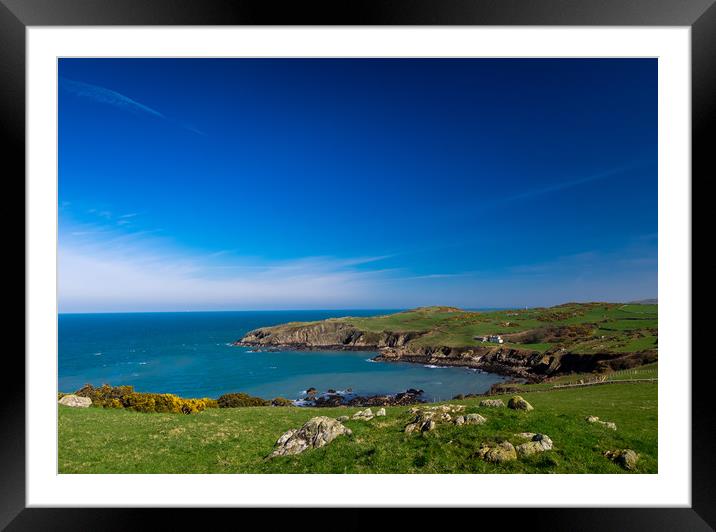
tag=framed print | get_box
[4,0,712,529]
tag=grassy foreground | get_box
[59,381,657,474]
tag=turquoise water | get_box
[58,311,507,402]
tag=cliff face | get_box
[236,319,656,382]
[236,320,424,350]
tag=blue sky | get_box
[58,58,657,312]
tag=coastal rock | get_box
[464,413,487,425]
[269,416,351,458]
[428,404,465,413]
[310,388,424,408]
[516,433,553,457]
[404,410,437,433]
[477,441,517,463]
[604,449,639,470]
[58,394,92,408]
[352,408,374,420]
[376,408,386,417]
[585,416,617,430]
[404,423,420,433]
[421,419,436,432]
[479,399,506,408]
[507,396,534,411]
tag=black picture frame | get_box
[3,0,710,529]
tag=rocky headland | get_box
[235,304,658,382]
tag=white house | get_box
[475,335,504,344]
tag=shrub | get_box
[73,384,211,414]
[217,392,269,408]
[202,398,219,408]
[75,384,134,407]
[271,397,294,407]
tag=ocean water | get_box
[58,310,507,402]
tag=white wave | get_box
[365,358,378,363]
[93,352,102,356]
[423,364,448,369]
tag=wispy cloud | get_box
[58,216,397,312]
[61,77,205,136]
[504,163,645,203]
[61,78,164,119]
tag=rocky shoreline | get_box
[297,388,426,407]
[235,317,657,383]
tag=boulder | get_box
[404,410,436,433]
[376,408,386,417]
[58,394,92,408]
[464,413,487,425]
[352,408,374,420]
[516,433,553,457]
[269,416,351,458]
[454,415,465,425]
[585,416,617,430]
[479,399,506,408]
[514,432,537,439]
[477,441,517,463]
[604,449,639,471]
[507,396,534,411]
[336,415,349,422]
[421,419,436,432]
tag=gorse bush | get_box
[73,384,213,414]
[271,397,294,407]
[217,392,269,408]
[75,384,134,407]
[70,384,267,413]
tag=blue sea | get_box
[58,310,508,402]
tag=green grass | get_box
[334,303,658,355]
[59,382,657,474]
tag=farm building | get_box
[474,335,504,344]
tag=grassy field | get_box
[338,303,658,353]
[59,381,657,474]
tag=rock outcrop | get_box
[269,416,351,458]
[604,449,639,470]
[405,405,482,432]
[352,408,374,420]
[58,394,92,408]
[586,416,617,430]
[479,399,506,408]
[507,396,534,411]
[515,433,553,457]
[477,441,517,463]
[464,413,487,425]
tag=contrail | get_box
[60,77,205,135]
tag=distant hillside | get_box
[628,298,658,305]
[237,303,658,381]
